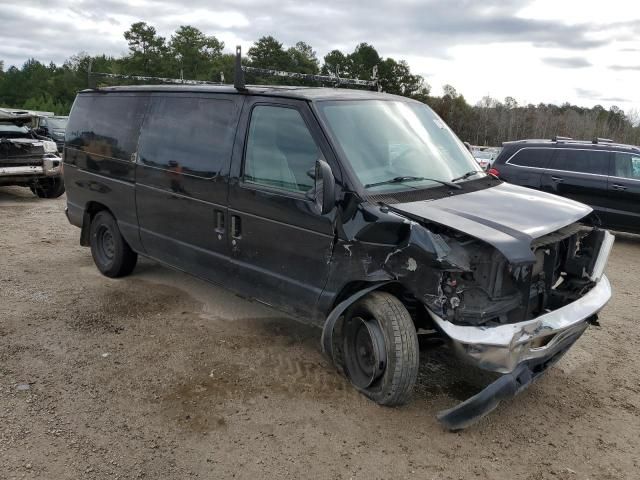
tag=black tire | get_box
[33,177,65,198]
[342,291,419,406]
[89,211,137,278]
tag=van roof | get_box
[80,84,412,102]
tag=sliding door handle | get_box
[611,184,628,191]
[550,176,564,183]
[230,215,242,239]
[214,210,225,235]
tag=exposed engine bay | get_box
[430,223,606,327]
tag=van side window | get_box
[614,152,640,180]
[244,106,320,193]
[509,148,552,168]
[138,96,236,178]
[66,95,148,161]
[550,149,609,175]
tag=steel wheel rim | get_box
[344,316,387,388]
[96,226,115,264]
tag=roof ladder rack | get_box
[86,47,381,92]
[233,46,380,91]
[87,61,226,89]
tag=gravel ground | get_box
[1,185,639,480]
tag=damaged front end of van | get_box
[321,180,613,430]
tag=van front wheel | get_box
[89,211,137,278]
[342,291,419,406]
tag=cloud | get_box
[0,0,622,69]
[542,57,591,68]
[2,0,638,110]
[610,64,640,71]
[575,88,627,103]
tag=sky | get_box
[1,0,639,111]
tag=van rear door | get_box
[135,93,242,283]
[64,92,148,252]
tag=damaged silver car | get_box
[64,55,613,429]
[0,108,65,198]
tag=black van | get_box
[64,83,614,429]
[490,138,640,234]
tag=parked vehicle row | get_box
[490,137,640,234]
[63,83,613,429]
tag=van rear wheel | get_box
[342,291,419,406]
[89,211,137,278]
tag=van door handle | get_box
[550,176,564,183]
[230,215,242,239]
[611,184,628,191]
[214,210,225,236]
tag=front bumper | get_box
[429,231,614,429]
[0,156,62,180]
[428,274,611,374]
[0,165,44,176]
[431,277,610,430]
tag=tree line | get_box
[1,21,638,146]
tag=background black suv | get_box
[490,138,640,234]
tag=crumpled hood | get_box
[0,110,32,124]
[390,182,592,264]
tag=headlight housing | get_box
[42,141,58,154]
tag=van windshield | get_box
[316,100,483,192]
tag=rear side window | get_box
[66,94,148,161]
[550,149,609,175]
[243,105,320,193]
[614,152,640,180]
[508,148,552,168]
[138,96,236,178]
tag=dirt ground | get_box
[1,185,639,480]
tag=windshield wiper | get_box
[365,176,461,190]
[451,170,483,182]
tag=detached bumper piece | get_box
[437,321,587,430]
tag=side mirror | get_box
[314,159,335,215]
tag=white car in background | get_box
[472,149,495,170]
